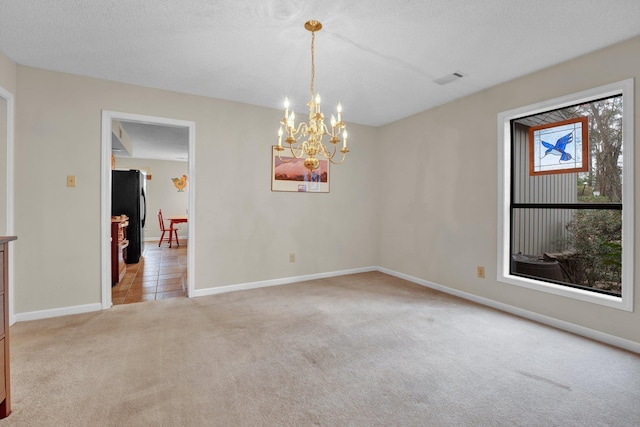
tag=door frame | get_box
[0,86,15,324]
[101,110,196,309]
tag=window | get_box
[497,80,634,311]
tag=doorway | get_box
[101,111,195,309]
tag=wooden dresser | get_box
[111,216,129,285]
[0,236,16,419]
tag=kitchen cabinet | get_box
[0,236,16,418]
[111,216,129,285]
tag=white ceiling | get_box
[1,1,639,134]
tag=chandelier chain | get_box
[310,30,315,98]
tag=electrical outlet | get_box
[289,253,296,263]
[477,266,485,279]
[67,175,76,187]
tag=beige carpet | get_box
[1,272,639,426]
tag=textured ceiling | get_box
[1,0,640,157]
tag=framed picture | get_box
[271,146,330,192]
[528,116,588,176]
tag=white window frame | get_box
[497,79,634,311]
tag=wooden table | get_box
[167,216,187,248]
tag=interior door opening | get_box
[101,111,195,309]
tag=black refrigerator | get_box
[112,169,147,264]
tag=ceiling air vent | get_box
[435,72,464,85]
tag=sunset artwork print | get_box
[271,147,329,192]
[528,117,589,176]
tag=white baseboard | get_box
[377,267,640,354]
[12,266,640,353]
[193,266,377,298]
[15,303,102,323]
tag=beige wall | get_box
[13,66,379,313]
[114,157,189,238]
[377,35,640,343]
[6,35,640,346]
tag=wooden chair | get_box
[158,209,179,248]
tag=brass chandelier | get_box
[276,20,349,172]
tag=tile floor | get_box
[112,239,187,305]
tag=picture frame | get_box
[528,116,589,176]
[271,146,330,192]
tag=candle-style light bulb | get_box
[330,114,336,128]
[284,98,290,119]
[337,102,343,122]
[289,111,295,129]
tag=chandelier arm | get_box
[278,145,304,161]
[318,141,337,160]
[327,151,348,165]
[288,122,309,139]
[277,151,295,164]
[288,143,306,159]
[286,133,304,145]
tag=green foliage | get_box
[576,194,610,203]
[600,241,622,268]
[564,210,622,293]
